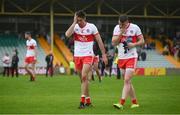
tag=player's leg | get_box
[129,84,136,99]
[25,63,33,81]
[46,66,49,77]
[15,66,18,77]
[7,67,10,77]
[25,57,35,81]
[114,68,133,109]
[127,58,139,108]
[5,67,8,77]
[94,62,102,82]
[74,57,85,108]
[113,68,125,109]
[78,63,90,109]
[11,67,14,77]
[87,69,93,81]
[81,63,92,107]
[129,83,139,108]
[3,67,6,76]
[120,58,138,107]
[31,63,36,81]
[121,68,134,102]
[24,63,29,73]
[50,65,54,77]
[74,57,82,83]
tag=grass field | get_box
[0,74,180,114]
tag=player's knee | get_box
[82,76,87,82]
[25,66,28,70]
[121,73,125,78]
[124,78,131,84]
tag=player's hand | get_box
[102,54,108,65]
[73,13,77,24]
[121,28,126,34]
[127,42,136,49]
[119,25,126,35]
[119,26,126,41]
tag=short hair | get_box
[25,31,32,36]
[76,10,86,19]
[119,15,129,23]
[14,49,18,55]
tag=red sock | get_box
[132,99,137,104]
[80,95,85,103]
[86,97,91,104]
[120,99,125,105]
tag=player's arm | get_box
[112,27,126,46]
[136,35,145,46]
[112,35,120,46]
[127,35,144,48]
[65,13,77,38]
[34,46,38,61]
[95,34,108,65]
[33,42,38,61]
[127,25,144,48]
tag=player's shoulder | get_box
[113,25,120,33]
[74,23,79,28]
[30,39,37,45]
[87,22,97,28]
[114,24,119,30]
[130,23,140,29]
[32,38,36,42]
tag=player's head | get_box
[118,15,129,28]
[25,32,32,39]
[13,49,18,55]
[76,10,86,27]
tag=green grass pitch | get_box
[0,74,180,114]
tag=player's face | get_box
[119,20,128,29]
[25,34,29,39]
[77,17,86,28]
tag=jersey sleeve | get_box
[91,24,99,35]
[26,40,28,46]
[33,40,37,47]
[113,25,120,36]
[73,24,78,33]
[135,25,142,36]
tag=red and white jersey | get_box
[73,22,98,57]
[113,23,142,59]
[26,38,37,57]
